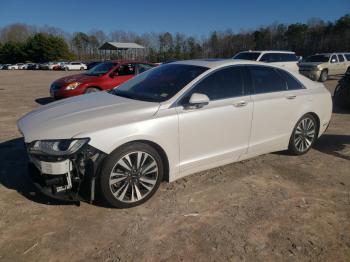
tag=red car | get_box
[50,61,155,99]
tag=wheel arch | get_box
[85,86,102,91]
[112,139,170,182]
[303,112,321,137]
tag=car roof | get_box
[101,60,153,64]
[171,59,265,69]
[237,50,295,54]
[314,53,346,55]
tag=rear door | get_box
[279,53,299,71]
[260,53,299,71]
[246,65,307,155]
[337,54,347,74]
[136,63,155,75]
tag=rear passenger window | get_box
[338,55,345,62]
[186,66,245,101]
[138,64,154,74]
[249,66,287,94]
[280,53,298,62]
[345,54,350,61]
[260,53,280,63]
[277,69,304,90]
[118,64,135,76]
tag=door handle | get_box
[286,95,296,100]
[233,101,247,107]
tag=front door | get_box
[175,66,253,175]
[105,63,136,89]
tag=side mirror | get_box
[331,58,337,63]
[185,93,209,109]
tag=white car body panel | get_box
[8,64,19,70]
[176,95,253,176]
[18,60,332,182]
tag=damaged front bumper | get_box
[27,144,106,204]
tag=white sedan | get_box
[17,59,332,208]
[63,62,87,71]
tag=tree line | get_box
[0,14,349,64]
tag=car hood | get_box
[18,92,160,142]
[299,62,323,67]
[54,73,100,85]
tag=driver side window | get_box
[181,66,245,104]
[330,55,338,63]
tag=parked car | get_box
[334,67,350,109]
[298,53,350,82]
[47,62,59,70]
[17,63,27,69]
[1,64,12,70]
[18,59,332,208]
[63,62,87,71]
[54,62,68,70]
[86,61,102,70]
[27,63,40,70]
[50,61,155,99]
[7,64,19,70]
[39,63,49,70]
[233,50,299,71]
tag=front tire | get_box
[99,142,164,208]
[319,69,328,82]
[85,87,100,93]
[288,114,318,155]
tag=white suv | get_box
[63,62,87,71]
[233,50,299,71]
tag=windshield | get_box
[304,55,330,63]
[86,61,117,76]
[112,64,209,102]
[233,52,261,61]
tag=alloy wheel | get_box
[293,117,316,153]
[109,151,159,203]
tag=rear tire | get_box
[319,69,328,82]
[288,114,318,155]
[80,67,84,70]
[334,84,349,109]
[98,142,164,208]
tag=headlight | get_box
[65,82,81,90]
[29,138,90,156]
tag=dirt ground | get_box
[0,70,349,262]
